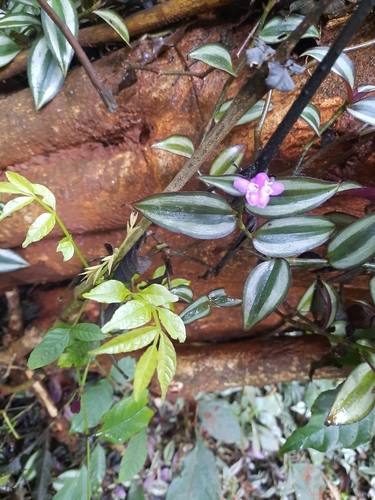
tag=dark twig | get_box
[244,0,375,177]
[36,0,117,113]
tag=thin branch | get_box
[36,0,117,113]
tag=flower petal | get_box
[270,181,284,196]
[233,178,250,194]
[252,172,269,188]
[246,191,261,206]
[257,190,270,208]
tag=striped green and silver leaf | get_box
[93,9,130,45]
[41,0,78,76]
[180,295,211,325]
[209,144,246,175]
[214,99,270,126]
[245,177,340,218]
[301,47,356,90]
[151,135,194,158]
[300,103,320,136]
[260,14,319,44]
[243,259,291,330]
[327,213,375,269]
[199,175,244,196]
[0,12,40,28]
[28,36,64,109]
[347,97,375,127]
[188,43,236,76]
[0,33,22,68]
[253,216,335,258]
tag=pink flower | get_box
[233,173,284,208]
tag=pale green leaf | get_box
[0,182,24,194]
[288,463,325,500]
[83,280,131,303]
[99,391,153,444]
[102,300,152,333]
[157,307,186,341]
[157,333,176,400]
[22,213,56,247]
[118,429,147,483]
[93,9,130,46]
[198,400,242,445]
[189,43,236,76]
[0,196,34,220]
[33,183,56,210]
[214,99,271,126]
[133,344,158,401]
[370,276,375,305]
[89,326,158,355]
[151,135,194,158]
[137,284,179,307]
[52,466,87,500]
[5,171,35,195]
[56,235,74,261]
[110,356,136,384]
[27,324,71,369]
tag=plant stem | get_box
[293,102,346,176]
[254,90,273,160]
[35,0,117,113]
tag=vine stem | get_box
[35,0,117,113]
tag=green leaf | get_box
[0,33,22,68]
[89,326,158,355]
[27,324,71,369]
[207,288,242,307]
[56,235,74,261]
[157,307,186,341]
[151,135,194,158]
[118,429,147,483]
[280,387,375,453]
[327,213,375,269]
[157,333,176,400]
[0,182,24,195]
[110,356,136,384]
[33,183,56,210]
[0,196,33,220]
[134,192,236,240]
[52,466,87,500]
[137,284,179,307]
[5,171,35,195]
[28,36,65,110]
[209,144,246,175]
[188,43,236,76]
[243,259,291,330]
[41,0,78,76]
[198,400,242,445]
[93,9,130,46]
[347,97,375,127]
[260,14,319,44]
[0,12,40,28]
[71,323,107,341]
[214,99,271,126]
[326,363,375,425]
[370,276,375,305]
[22,213,56,247]
[0,249,29,273]
[179,295,211,325]
[166,436,220,500]
[102,300,152,333]
[133,344,158,401]
[83,280,131,303]
[319,280,339,330]
[245,177,340,218]
[287,463,325,500]
[58,340,92,368]
[70,379,113,433]
[90,444,106,493]
[99,391,153,444]
[301,47,355,89]
[169,284,194,303]
[199,174,244,196]
[253,215,335,258]
[301,103,321,136]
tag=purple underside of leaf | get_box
[337,187,375,201]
